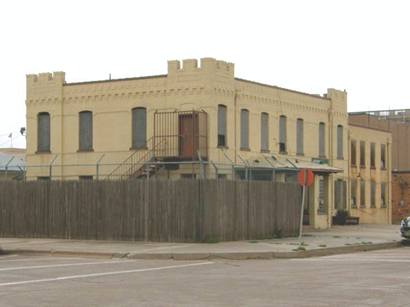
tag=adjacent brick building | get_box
[350,109,410,223]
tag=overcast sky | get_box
[1,0,409,148]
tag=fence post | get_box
[95,154,105,180]
[144,178,149,241]
[49,155,58,179]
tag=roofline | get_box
[348,123,391,133]
[64,74,167,86]
[349,108,410,114]
[235,78,330,101]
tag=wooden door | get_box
[179,114,198,159]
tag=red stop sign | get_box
[297,169,314,187]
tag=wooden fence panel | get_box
[0,179,302,242]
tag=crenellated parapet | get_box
[167,58,234,80]
[326,88,348,116]
[26,72,66,101]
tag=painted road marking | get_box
[0,256,96,263]
[0,261,214,287]
[0,260,136,272]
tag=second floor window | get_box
[296,118,304,155]
[79,111,93,151]
[381,144,386,169]
[261,112,269,152]
[360,141,366,167]
[217,105,227,147]
[337,125,343,159]
[319,122,325,158]
[351,140,357,166]
[37,112,50,152]
[279,115,287,153]
[240,109,249,149]
[132,107,147,149]
[370,143,376,168]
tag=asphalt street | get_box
[0,248,409,306]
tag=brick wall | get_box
[392,172,410,223]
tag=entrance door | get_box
[179,113,198,159]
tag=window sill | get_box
[279,151,287,155]
[217,145,229,149]
[380,168,387,171]
[360,165,366,169]
[77,149,94,153]
[260,149,270,153]
[351,164,357,167]
[336,157,344,160]
[240,147,250,152]
[35,150,51,154]
[370,166,376,170]
[296,153,304,156]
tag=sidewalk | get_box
[0,225,404,260]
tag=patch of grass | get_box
[248,240,259,243]
[288,242,299,245]
[361,241,373,245]
[202,236,219,244]
[318,244,327,248]
[293,246,306,252]
[272,229,283,239]
[302,234,313,237]
[345,243,352,246]
[333,235,341,238]
[300,242,309,246]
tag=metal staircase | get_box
[107,137,166,180]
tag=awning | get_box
[242,155,342,174]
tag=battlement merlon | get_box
[26,71,66,85]
[26,72,66,100]
[326,88,348,113]
[167,57,235,78]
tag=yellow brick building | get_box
[25,57,392,228]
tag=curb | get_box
[1,241,403,261]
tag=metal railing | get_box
[106,137,168,180]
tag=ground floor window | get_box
[334,179,346,210]
[381,182,387,207]
[351,179,357,208]
[318,176,327,214]
[360,179,366,208]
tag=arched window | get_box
[37,112,50,152]
[296,118,304,155]
[240,109,249,149]
[319,122,325,157]
[337,124,343,159]
[261,112,269,151]
[132,107,147,149]
[217,105,227,147]
[79,111,93,151]
[279,115,287,153]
